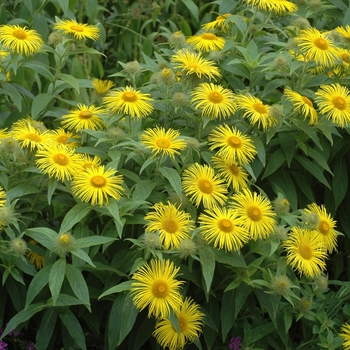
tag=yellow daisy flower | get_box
[103,86,154,119]
[340,323,350,350]
[201,14,231,32]
[283,227,328,278]
[144,202,194,250]
[61,104,106,131]
[27,239,45,270]
[141,126,187,158]
[0,186,6,207]
[171,49,221,80]
[35,144,83,182]
[12,124,52,151]
[230,189,277,240]
[153,297,205,350]
[246,0,298,14]
[296,28,339,67]
[50,128,81,148]
[187,32,225,52]
[284,87,318,125]
[208,124,257,165]
[131,259,184,318]
[0,25,43,55]
[0,128,9,140]
[335,25,350,40]
[304,203,337,253]
[71,165,124,206]
[315,83,350,128]
[331,48,350,76]
[212,156,249,191]
[182,163,227,209]
[92,78,115,95]
[236,94,278,130]
[198,206,249,251]
[80,154,102,170]
[54,19,99,41]
[191,83,237,119]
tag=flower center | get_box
[218,218,234,233]
[56,135,69,144]
[227,136,242,148]
[83,162,94,169]
[25,133,41,142]
[201,33,217,40]
[301,96,313,107]
[197,179,213,194]
[341,53,350,64]
[318,220,330,235]
[70,25,84,32]
[91,175,106,187]
[178,316,187,332]
[152,280,169,298]
[122,91,138,102]
[162,218,178,234]
[12,29,27,40]
[314,38,328,50]
[299,242,313,260]
[53,153,69,165]
[332,96,347,110]
[229,164,239,176]
[247,206,262,221]
[252,102,268,114]
[59,233,70,244]
[156,138,171,149]
[207,91,223,103]
[79,111,93,119]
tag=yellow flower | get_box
[315,83,350,128]
[304,203,337,253]
[171,49,221,80]
[80,154,102,170]
[284,87,318,125]
[0,25,43,55]
[50,128,81,148]
[0,186,6,207]
[296,28,339,67]
[61,104,106,131]
[144,202,194,249]
[201,14,231,32]
[335,25,350,40]
[208,124,257,165]
[12,124,52,151]
[92,78,115,95]
[36,144,83,182]
[71,165,124,206]
[182,163,227,209]
[153,297,205,350]
[103,86,154,119]
[198,206,249,251]
[230,189,277,240]
[246,0,298,14]
[331,48,350,76]
[212,156,249,191]
[236,94,278,130]
[340,323,350,350]
[54,19,99,41]
[283,227,327,278]
[191,83,237,119]
[27,240,45,270]
[187,32,225,52]
[131,259,184,318]
[141,126,187,158]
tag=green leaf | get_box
[278,132,295,167]
[169,311,181,334]
[221,290,235,341]
[65,265,90,311]
[132,180,157,201]
[47,178,57,205]
[58,308,87,350]
[2,303,45,337]
[293,119,322,150]
[99,280,132,300]
[118,293,138,346]
[159,166,183,200]
[213,249,247,268]
[31,93,53,119]
[0,82,22,111]
[25,227,57,250]
[199,246,216,294]
[332,157,348,208]
[49,259,66,306]
[59,203,91,233]
[261,79,286,98]
[75,235,116,249]
[180,0,199,24]
[58,73,80,93]
[36,308,57,350]
[25,265,51,308]
[306,147,332,174]
[262,148,285,179]
[71,248,95,267]
[7,185,39,201]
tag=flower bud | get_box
[178,238,197,260]
[272,196,290,216]
[54,232,76,256]
[168,31,187,49]
[313,274,328,292]
[10,238,27,256]
[141,232,162,250]
[124,60,142,75]
[270,275,292,295]
[171,92,189,107]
